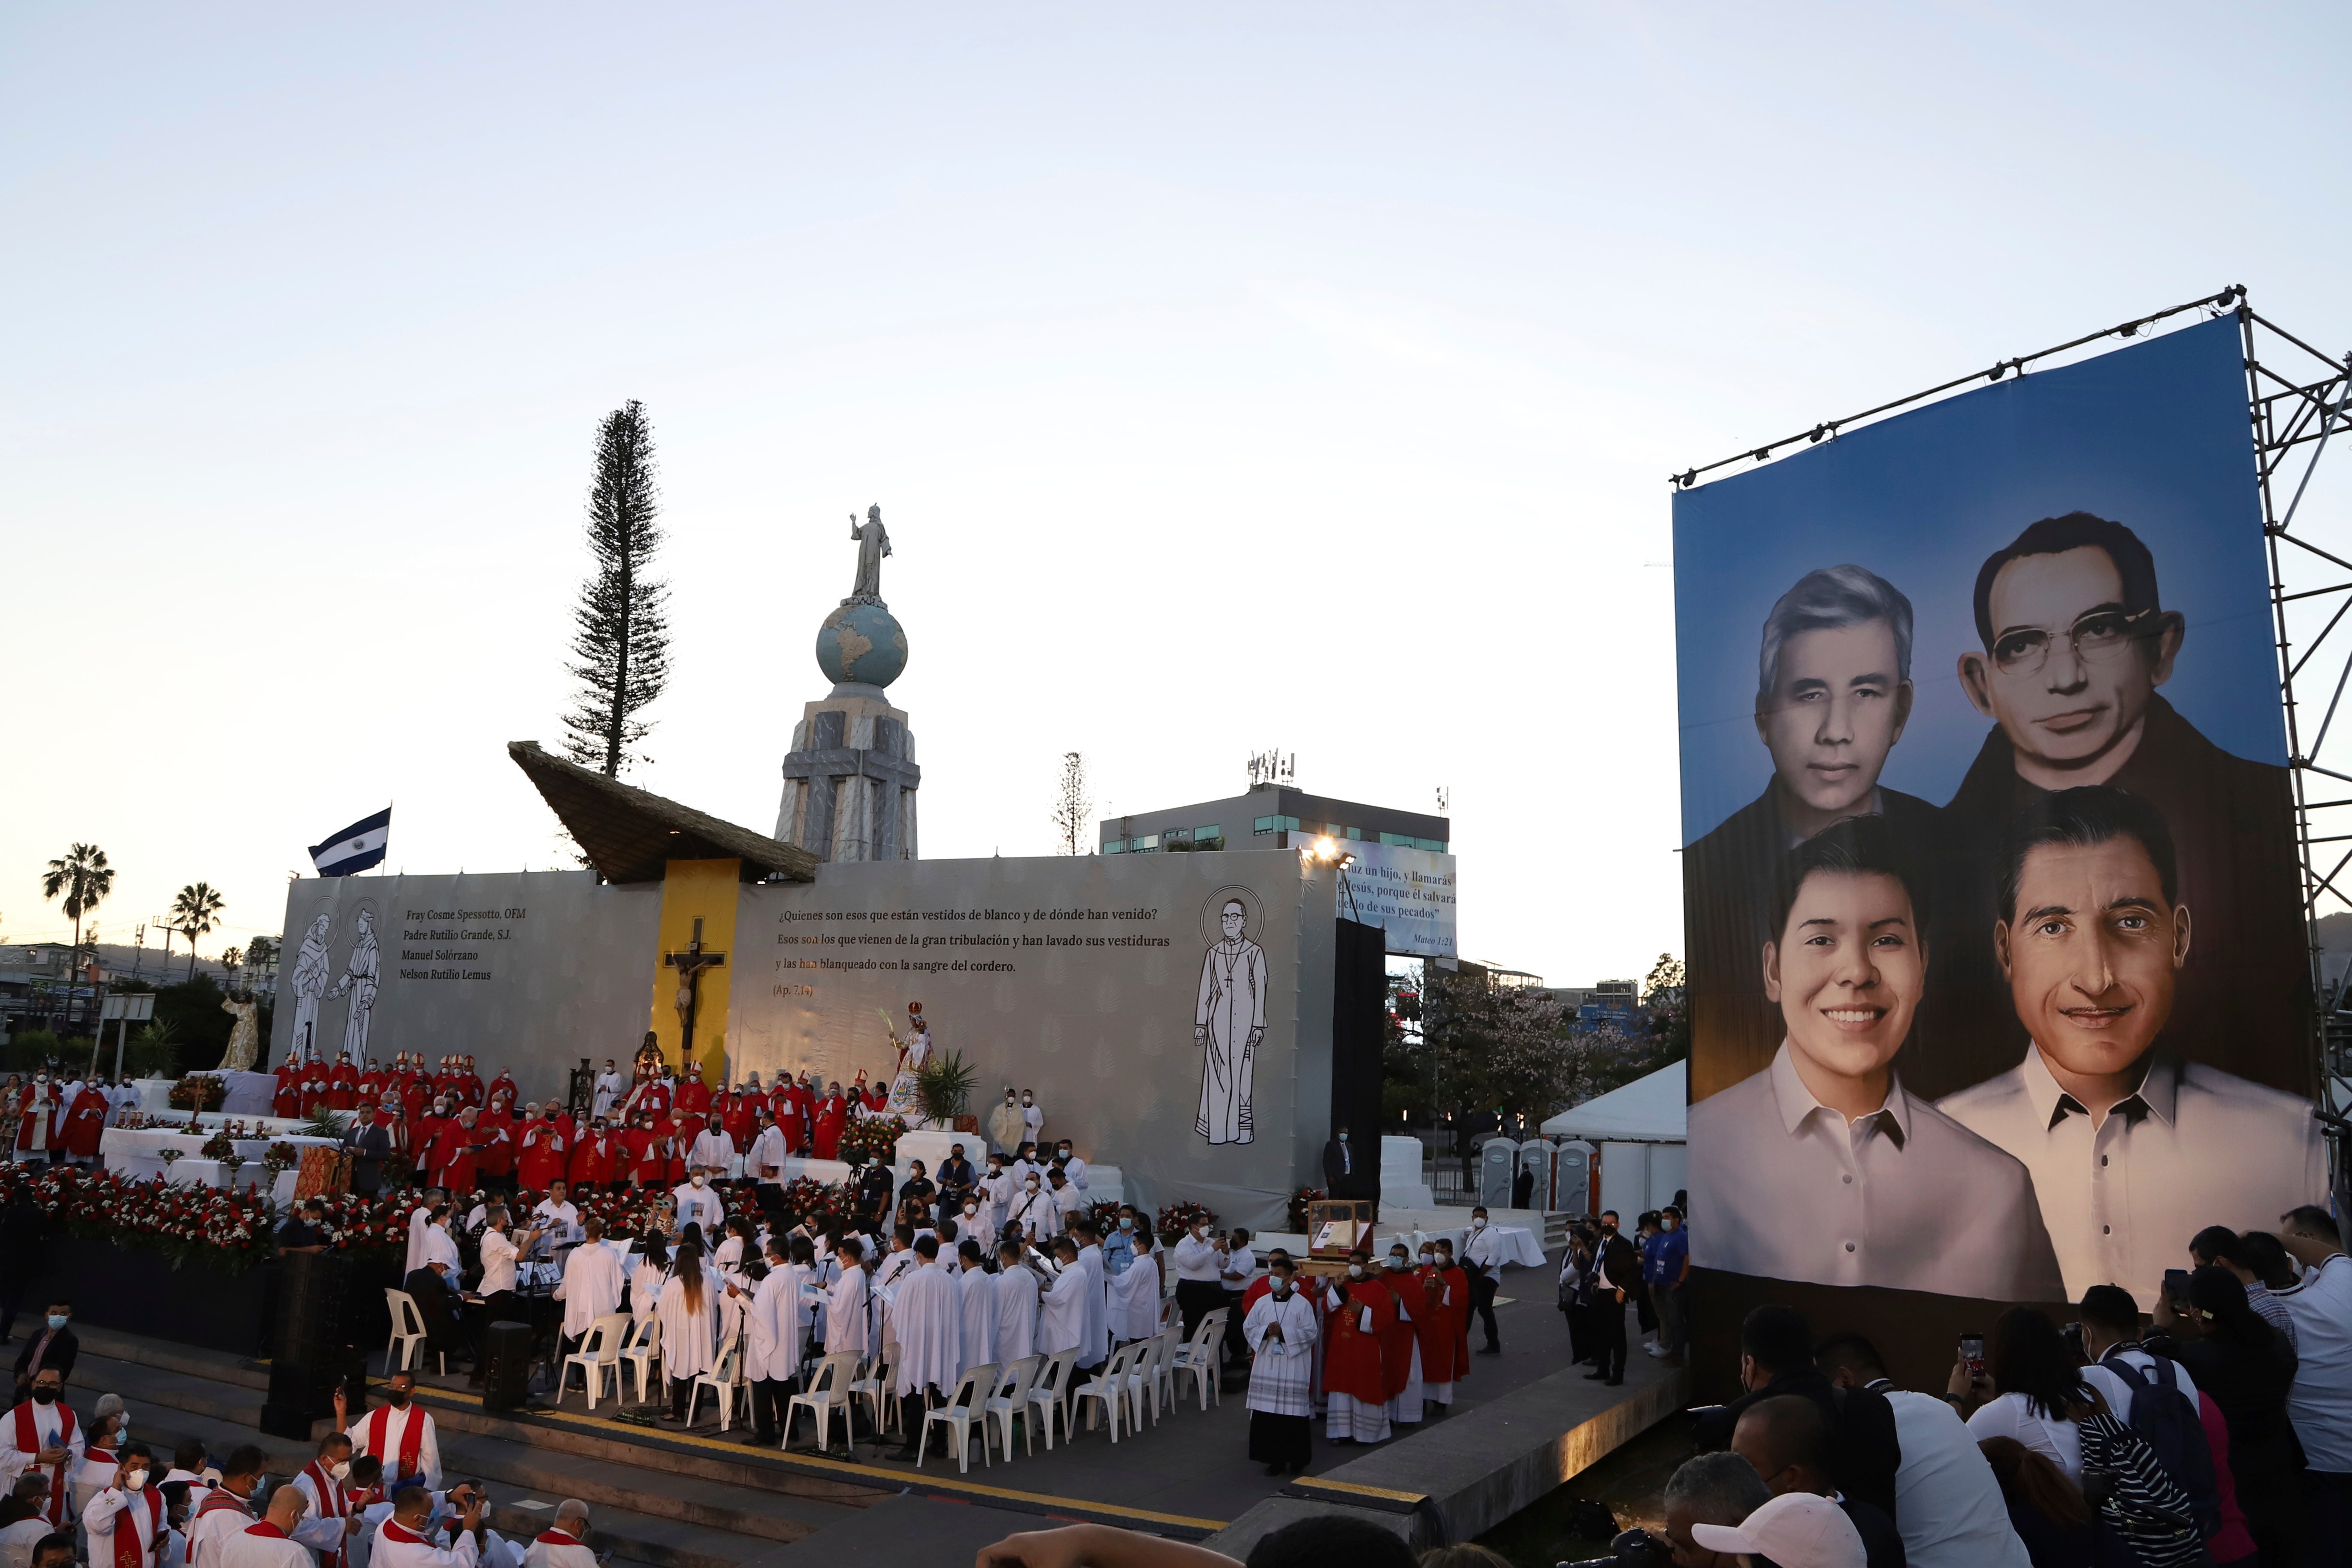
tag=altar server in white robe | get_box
[748,1236,814,1443]
[82,1446,167,1568]
[1109,1229,1164,1343]
[954,1242,998,1376]
[628,1234,671,1327]
[883,1237,964,1458]
[552,1218,626,1353]
[821,1239,872,1358]
[1072,1222,1110,1370]
[992,1240,1042,1364]
[403,1195,446,1278]
[220,1485,311,1568]
[1243,1257,1318,1476]
[653,1246,718,1421]
[1037,1238,1089,1360]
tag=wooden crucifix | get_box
[664,917,728,1072]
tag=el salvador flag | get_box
[309,807,391,876]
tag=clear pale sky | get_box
[4,5,2346,984]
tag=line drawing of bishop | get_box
[328,906,381,1061]
[1194,898,1266,1146]
[847,504,891,602]
[289,914,334,1060]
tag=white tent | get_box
[1539,1058,1686,1141]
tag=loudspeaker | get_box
[1329,916,1388,1201]
[480,1320,534,1414]
[261,1252,356,1438]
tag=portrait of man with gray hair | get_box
[1684,564,1956,1093]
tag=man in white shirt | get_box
[670,1173,725,1238]
[527,1184,581,1259]
[747,1237,812,1445]
[1170,1219,1225,1343]
[1046,1169,1083,1227]
[2075,1285,2201,1425]
[976,1156,1015,1239]
[401,1192,447,1279]
[1690,818,2065,1299]
[1020,1091,1044,1151]
[685,1116,735,1184]
[1006,1175,1055,1243]
[1218,1229,1258,1369]
[2276,1204,2352,1541]
[1052,1141,1087,1191]
[1938,789,2325,1307]
[1816,1334,2031,1568]
[520,1502,593,1568]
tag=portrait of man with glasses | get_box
[1941,511,2305,1070]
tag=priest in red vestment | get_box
[327,1056,360,1110]
[811,1085,847,1161]
[1318,1250,1396,1444]
[60,1084,110,1168]
[674,1063,712,1117]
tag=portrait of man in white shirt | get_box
[1690,815,2064,1299]
[1938,786,2325,1306]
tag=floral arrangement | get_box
[1156,1200,1218,1234]
[0,1163,281,1272]
[116,1110,149,1131]
[777,1176,852,1228]
[1085,1198,1125,1234]
[167,1075,227,1112]
[838,1116,907,1166]
[1287,1186,1328,1234]
[200,1130,238,1160]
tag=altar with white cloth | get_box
[100,1126,341,1200]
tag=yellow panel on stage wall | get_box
[647,858,741,1080]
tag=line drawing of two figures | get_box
[1195,894,1266,1146]
[287,906,379,1063]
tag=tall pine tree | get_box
[562,400,671,777]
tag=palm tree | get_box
[170,882,226,981]
[220,945,245,991]
[42,842,114,971]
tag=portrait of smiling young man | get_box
[1941,511,2307,1089]
[1685,565,1974,1095]
[1938,786,2323,1308]
[1690,816,2063,1299]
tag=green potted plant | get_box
[916,1050,979,1132]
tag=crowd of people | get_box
[5,1072,144,1168]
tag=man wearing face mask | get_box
[11,1303,77,1402]
[0,1366,80,1528]
[1460,1208,1507,1357]
[81,1441,165,1568]
[1410,1246,1458,1415]
[1007,1172,1055,1245]
[1321,1249,1397,1444]
[685,1115,735,1187]
[1102,1207,1138,1276]
[1243,1258,1318,1475]
[937,1143,976,1215]
[1170,1218,1227,1342]
[185,1445,266,1568]
[671,1163,726,1238]
[1019,1090,1044,1151]
[289,1434,364,1568]
[986,1090,1025,1160]
[333,1374,441,1490]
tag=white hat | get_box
[1690,1492,1864,1568]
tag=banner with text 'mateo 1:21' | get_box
[1673,315,2318,1317]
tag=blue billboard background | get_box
[1672,314,2281,846]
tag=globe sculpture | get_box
[816,599,908,688]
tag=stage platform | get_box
[48,1244,1677,1562]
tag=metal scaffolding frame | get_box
[1674,287,2352,1210]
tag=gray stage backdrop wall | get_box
[272,852,1336,1230]
[730,850,1336,1231]
[268,870,662,1085]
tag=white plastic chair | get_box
[849,1347,898,1438]
[785,1350,861,1455]
[1024,1346,1079,1452]
[383,1289,441,1375]
[1071,1342,1140,1442]
[1167,1308,1226,1412]
[917,1361,996,1472]
[557,1313,630,1408]
[1150,1324,1184,1412]
[687,1329,747,1429]
[619,1314,664,1403]
[1125,1335,1164,1428]
[981,1355,1041,1461]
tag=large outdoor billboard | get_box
[1674,316,2320,1318]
